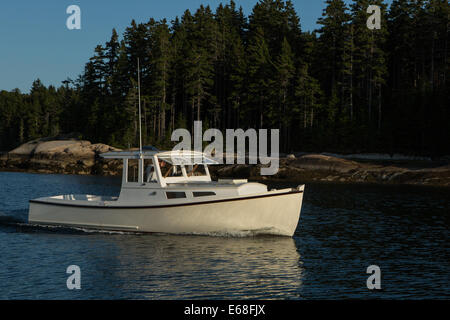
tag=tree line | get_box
[0,0,448,155]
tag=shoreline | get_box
[208,157,450,188]
[1,156,449,188]
[1,138,449,187]
[2,165,449,188]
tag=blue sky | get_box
[0,1,389,93]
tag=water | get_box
[0,171,448,299]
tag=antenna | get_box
[137,57,143,154]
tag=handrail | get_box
[164,165,174,178]
[187,164,199,177]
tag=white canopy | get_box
[101,150,219,165]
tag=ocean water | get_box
[0,171,448,299]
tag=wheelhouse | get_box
[101,150,268,204]
[101,150,218,188]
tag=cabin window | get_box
[127,159,139,182]
[159,161,183,178]
[170,165,184,177]
[186,164,207,177]
[166,192,186,199]
[193,191,216,197]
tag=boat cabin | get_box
[101,150,267,204]
[102,150,217,187]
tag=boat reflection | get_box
[92,235,304,299]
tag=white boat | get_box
[28,60,304,236]
[28,150,305,236]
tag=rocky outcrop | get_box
[0,137,122,175]
[1,139,449,186]
[209,154,450,187]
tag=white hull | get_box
[29,190,303,236]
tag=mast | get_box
[137,57,143,154]
[137,58,144,184]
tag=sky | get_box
[0,0,390,93]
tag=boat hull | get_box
[28,190,303,236]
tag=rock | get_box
[388,172,404,181]
[287,154,361,173]
[4,137,121,175]
[286,154,296,160]
[8,140,40,155]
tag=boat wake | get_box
[0,211,137,235]
[183,227,287,238]
[0,209,28,231]
[23,223,143,235]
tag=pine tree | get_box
[351,0,388,133]
[246,27,275,128]
[148,20,172,141]
[316,0,351,148]
[275,37,295,149]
